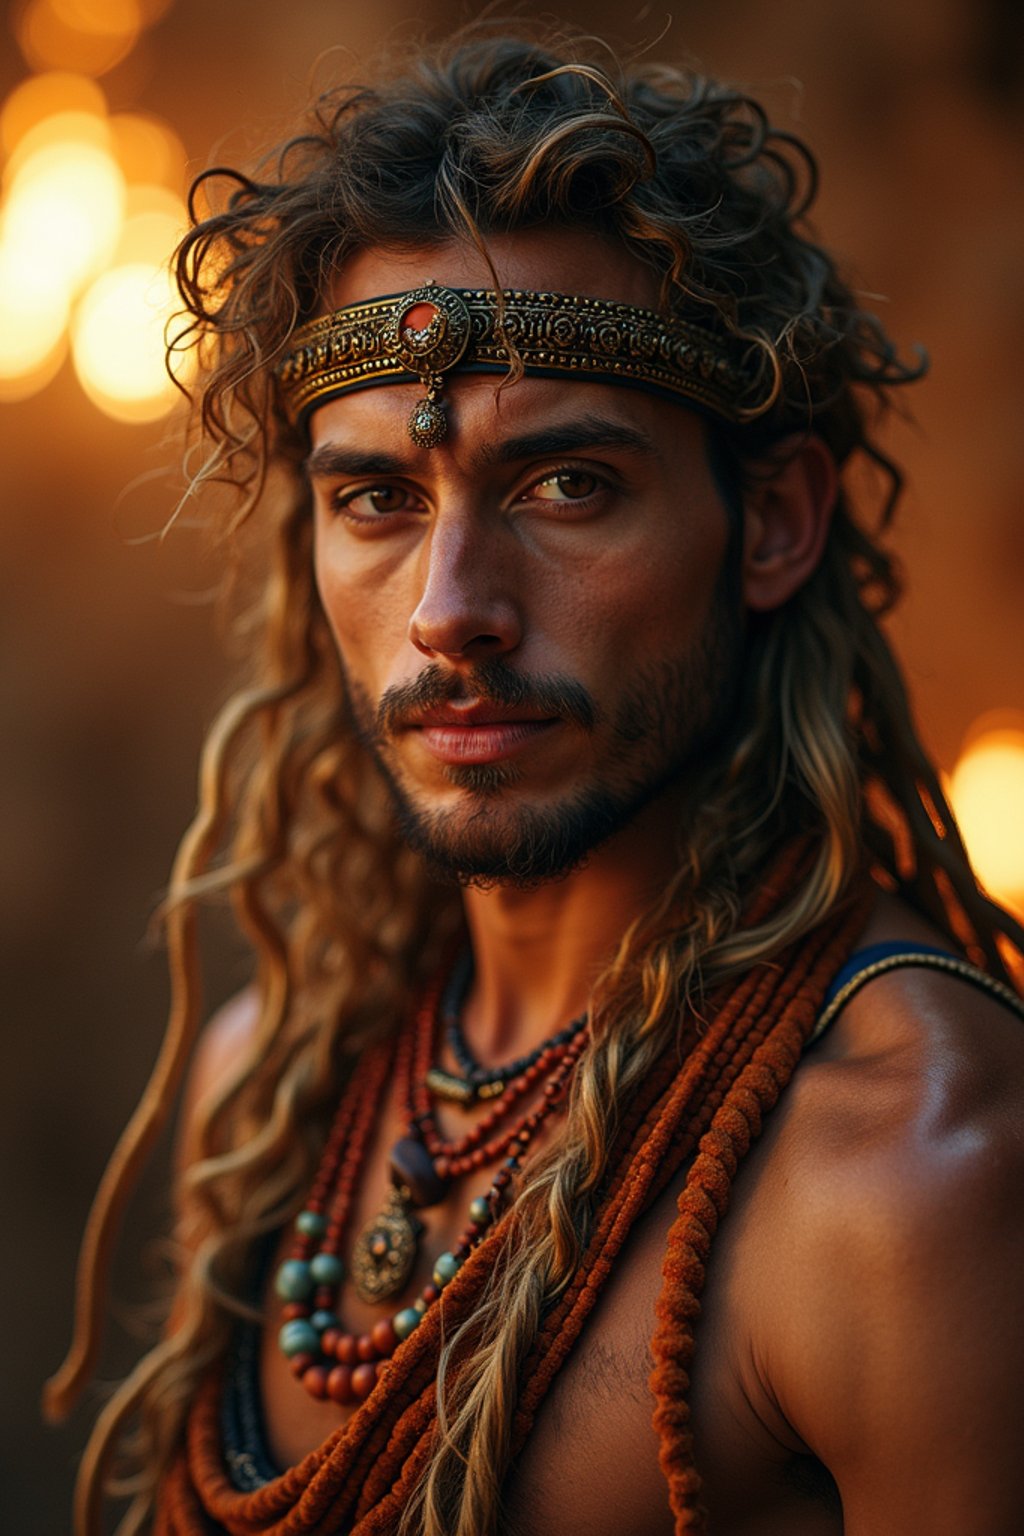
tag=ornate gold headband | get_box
[276,281,760,447]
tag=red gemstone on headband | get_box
[401,301,439,337]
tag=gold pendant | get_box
[408,392,447,448]
[425,1066,476,1105]
[425,1066,507,1104]
[350,1184,423,1304]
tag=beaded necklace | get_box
[273,961,588,1404]
[426,950,587,1104]
[162,849,879,1536]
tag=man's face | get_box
[308,230,743,886]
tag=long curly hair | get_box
[46,26,1024,1536]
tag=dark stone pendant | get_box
[389,1136,448,1208]
[350,1184,423,1304]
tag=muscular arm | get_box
[765,974,1024,1535]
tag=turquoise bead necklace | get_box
[273,963,588,1406]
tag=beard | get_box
[340,593,743,890]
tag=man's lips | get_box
[400,703,560,764]
[408,702,555,728]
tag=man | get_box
[47,30,1024,1536]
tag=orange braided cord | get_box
[166,864,868,1535]
[509,898,847,1454]
[648,900,868,1535]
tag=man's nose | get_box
[408,511,523,661]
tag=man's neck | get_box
[459,789,685,1062]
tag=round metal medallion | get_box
[385,283,472,377]
[350,1184,422,1304]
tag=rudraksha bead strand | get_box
[409,987,585,1160]
[272,1043,393,1378]
[648,900,869,1536]
[167,852,870,1536]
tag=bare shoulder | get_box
[784,939,1024,1195]
[770,893,1024,1190]
[775,944,1024,1310]
[175,985,261,1169]
[733,898,1024,1533]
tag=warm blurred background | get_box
[2,0,1023,1530]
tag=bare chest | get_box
[256,1148,840,1536]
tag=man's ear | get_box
[741,435,838,612]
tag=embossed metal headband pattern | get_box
[276,282,764,447]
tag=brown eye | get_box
[338,484,417,517]
[365,486,409,513]
[530,470,601,503]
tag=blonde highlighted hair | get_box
[46,26,1023,1536]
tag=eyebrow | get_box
[304,445,409,480]
[479,414,658,466]
[303,412,658,482]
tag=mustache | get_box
[376,661,597,735]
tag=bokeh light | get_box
[116,183,188,262]
[0,108,125,401]
[0,70,106,157]
[134,0,174,21]
[0,237,69,400]
[0,49,190,419]
[14,0,143,77]
[71,260,184,422]
[949,722,1024,910]
[4,105,111,179]
[109,112,186,191]
[2,135,125,295]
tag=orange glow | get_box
[949,725,1024,909]
[109,113,187,192]
[71,261,185,422]
[50,0,141,29]
[15,0,142,76]
[2,136,125,295]
[134,0,174,21]
[0,237,70,400]
[0,71,106,158]
[116,185,188,264]
[3,107,112,181]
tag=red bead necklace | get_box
[408,976,586,1180]
[274,968,588,1405]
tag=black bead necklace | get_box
[425,949,588,1105]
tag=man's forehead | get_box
[324,230,663,314]
[305,375,703,473]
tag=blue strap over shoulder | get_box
[821,941,957,1010]
[809,939,1024,1049]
